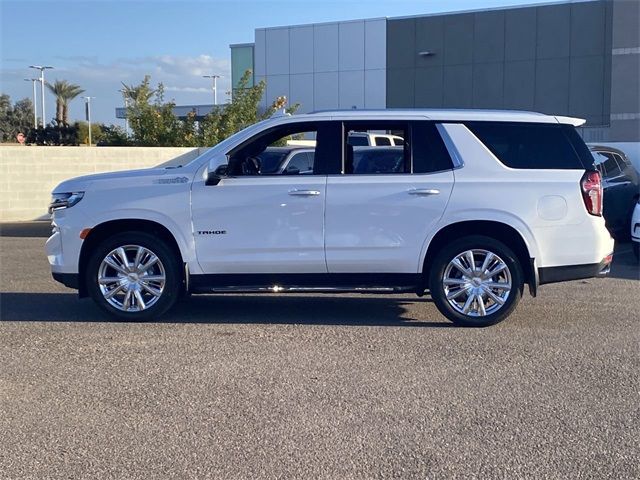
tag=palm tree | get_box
[46,80,85,125]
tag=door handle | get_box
[288,189,321,196]
[407,188,440,196]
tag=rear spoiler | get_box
[555,116,586,127]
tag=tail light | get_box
[581,171,603,216]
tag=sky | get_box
[1,0,562,125]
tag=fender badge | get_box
[155,176,189,184]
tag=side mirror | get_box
[206,172,223,186]
[206,164,229,186]
[284,165,300,175]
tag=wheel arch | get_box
[421,220,538,296]
[78,219,185,297]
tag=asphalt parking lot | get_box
[1,222,638,479]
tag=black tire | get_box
[86,231,182,321]
[633,242,639,262]
[428,235,524,327]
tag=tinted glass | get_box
[613,153,629,170]
[257,150,289,174]
[593,151,622,178]
[353,147,405,174]
[348,135,369,146]
[229,121,340,176]
[344,122,409,174]
[467,122,586,170]
[286,151,312,172]
[412,122,454,173]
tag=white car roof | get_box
[293,109,585,126]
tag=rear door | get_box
[325,121,454,273]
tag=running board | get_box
[189,273,424,295]
[191,285,418,295]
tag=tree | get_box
[77,122,104,145]
[0,94,34,142]
[119,70,299,147]
[199,70,299,146]
[46,80,85,125]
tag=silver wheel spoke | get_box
[104,256,128,275]
[104,284,124,299]
[141,282,162,297]
[139,274,165,282]
[134,290,146,310]
[139,255,159,272]
[133,246,144,269]
[480,252,495,275]
[476,294,487,316]
[482,285,506,305]
[116,247,130,271]
[447,287,468,300]
[484,281,511,291]
[485,263,507,278]
[122,289,132,310]
[451,258,472,277]
[464,250,476,273]
[462,293,475,314]
[99,276,122,285]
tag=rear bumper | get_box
[538,254,612,285]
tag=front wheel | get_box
[86,232,181,320]
[428,236,524,327]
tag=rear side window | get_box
[466,122,588,170]
[411,122,454,173]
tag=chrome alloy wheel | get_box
[97,245,166,312]
[442,249,512,317]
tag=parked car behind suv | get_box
[631,200,640,260]
[256,146,315,175]
[589,145,640,238]
[47,109,613,327]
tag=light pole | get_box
[203,74,221,105]
[118,89,129,135]
[29,65,53,127]
[24,78,39,128]
[82,96,95,146]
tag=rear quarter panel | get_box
[432,124,613,268]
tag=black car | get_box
[589,145,640,239]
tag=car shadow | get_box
[608,243,639,281]
[0,292,455,328]
[0,221,51,238]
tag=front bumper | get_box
[52,272,80,289]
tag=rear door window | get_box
[466,122,588,170]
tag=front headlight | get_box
[49,192,84,213]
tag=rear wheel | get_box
[429,235,524,327]
[86,232,181,320]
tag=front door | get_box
[191,120,340,274]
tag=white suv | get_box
[46,110,614,327]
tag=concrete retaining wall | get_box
[0,146,209,222]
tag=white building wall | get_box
[254,18,386,113]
